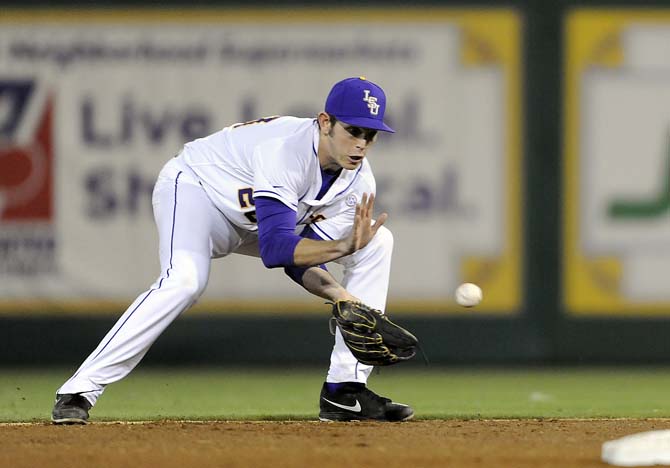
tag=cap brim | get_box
[336,116,395,133]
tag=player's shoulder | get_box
[267,115,313,129]
[277,117,317,143]
[248,116,313,141]
[226,116,313,139]
[257,118,316,154]
[259,116,314,135]
[251,118,317,171]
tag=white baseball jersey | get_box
[180,116,376,241]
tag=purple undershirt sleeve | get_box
[255,196,328,285]
[255,197,302,268]
[283,225,328,286]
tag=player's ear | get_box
[317,112,332,134]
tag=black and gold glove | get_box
[329,300,418,366]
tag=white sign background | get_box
[0,19,506,310]
[581,27,670,302]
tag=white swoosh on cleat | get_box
[322,397,362,412]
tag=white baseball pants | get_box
[57,158,393,405]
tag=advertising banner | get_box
[565,10,670,315]
[0,9,521,315]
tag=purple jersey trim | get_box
[298,123,318,201]
[334,164,363,198]
[312,119,318,157]
[297,168,341,224]
[311,222,334,240]
[317,168,341,200]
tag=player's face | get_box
[321,119,378,171]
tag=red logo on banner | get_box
[0,97,53,221]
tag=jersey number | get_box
[232,116,280,224]
[238,188,257,223]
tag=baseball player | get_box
[51,76,413,424]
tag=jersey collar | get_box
[302,163,364,207]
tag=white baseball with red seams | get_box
[455,283,483,307]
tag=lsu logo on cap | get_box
[363,90,379,116]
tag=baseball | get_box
[455,283,483,307]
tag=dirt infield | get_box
[4,419,670,467]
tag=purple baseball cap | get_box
[325,76,395,133]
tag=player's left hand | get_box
[330,300,418,366]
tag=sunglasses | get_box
[338,122,378,142]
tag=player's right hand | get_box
[346,193,388,254]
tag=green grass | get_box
[3,366,670,422]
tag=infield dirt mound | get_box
[4,419,670,467]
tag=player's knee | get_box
[175,271,205,300]
[168,252,208,300]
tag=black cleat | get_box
[319,382,414,422]
[51,393,92,425]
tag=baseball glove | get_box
[329,300,419,366]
